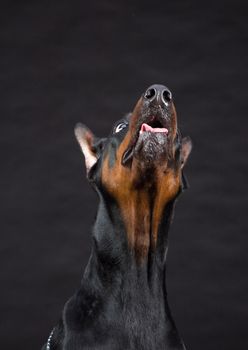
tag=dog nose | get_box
[144,84,172,106]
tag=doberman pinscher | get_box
[42,84,192,350]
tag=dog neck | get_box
[83,191,176,297]
[73,192,186,350]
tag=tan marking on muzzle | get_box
[101,98,180,263]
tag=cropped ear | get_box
[181,136,192,169]
[74,123,98,174]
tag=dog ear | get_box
[74,123,98,173]
[180,137,192,191]
[181,136,192,169]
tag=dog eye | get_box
[114,122,127,134]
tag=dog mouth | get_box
[122,113,171,166]
[139,121,168,135]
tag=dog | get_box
[42,84,192,350]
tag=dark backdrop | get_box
[1,0,247,349]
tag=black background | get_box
[1,0,248,349]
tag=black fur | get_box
[42,112,188,350]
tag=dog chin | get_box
[134,132,168,165]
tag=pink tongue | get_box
[140,123,168,134]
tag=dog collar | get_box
[46,328,55,350]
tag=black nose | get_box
[144,84,172,106]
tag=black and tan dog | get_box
[42,84,192,350]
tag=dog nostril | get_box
[162,90,172,104]
[144,87,156,101]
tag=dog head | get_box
[75,84,191,191]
